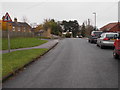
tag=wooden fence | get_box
[2,31,34,38]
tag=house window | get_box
[18,27,21,31]
[13,26,15,31]
[23,27,26,32]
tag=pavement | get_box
[1,39,59,54]
[3,38,119,88]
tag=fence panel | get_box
[2,31,34,38]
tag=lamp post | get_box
[118,1,120,32]
[93,12,96,30]
[118,1,120,22]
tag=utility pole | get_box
[118,1,120,32]
[93,12,96,30]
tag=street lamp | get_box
[93,12,96,30]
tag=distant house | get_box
[11,18,31,32]
[34,24,52,38]
[100,22,120,32]
[31,28,36,32]
[1,17,32,32]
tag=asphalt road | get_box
[3,38,119,88]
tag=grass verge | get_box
[2,48,48,78]
[2,37,48,50]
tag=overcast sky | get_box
[1,1,119,28]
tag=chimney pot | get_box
[14,18,17,22]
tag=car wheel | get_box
[88,40,90,43]
[100,45,104,49]
[96,43,99,47]
[113,52,119,59]
[90,40,93,43]
[94,41,97,44]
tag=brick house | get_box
[11,18,31,32]
[100,22,120,32]
[1,17,32,32]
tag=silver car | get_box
[97,32,118,49]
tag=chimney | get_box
[14,18,17,22]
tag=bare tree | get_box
[22,16,28,23]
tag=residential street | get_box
[3,38,118,88]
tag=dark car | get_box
[78,35,83,38]
[113,33,120,59]
[88,31,103,43]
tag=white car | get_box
[97,32,118,49]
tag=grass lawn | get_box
[2,48,48,78]
[2,37,48,50]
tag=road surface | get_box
[3,38,119,88]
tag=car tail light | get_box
[103,38,110,41]
[114,41,116,46]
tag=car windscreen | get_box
[106,34,118,39]
[93,32,102,36]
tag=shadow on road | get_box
[103,46,114,50]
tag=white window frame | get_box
[12,26,15,31]
[18,27,21,31]
[23,27,26,32]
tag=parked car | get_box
[113,33,120,59]
[76,36,79,38]
[88,31,103,43]
[97,32,118,49]
[78,35,83,38]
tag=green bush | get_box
[65,33,71,38]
